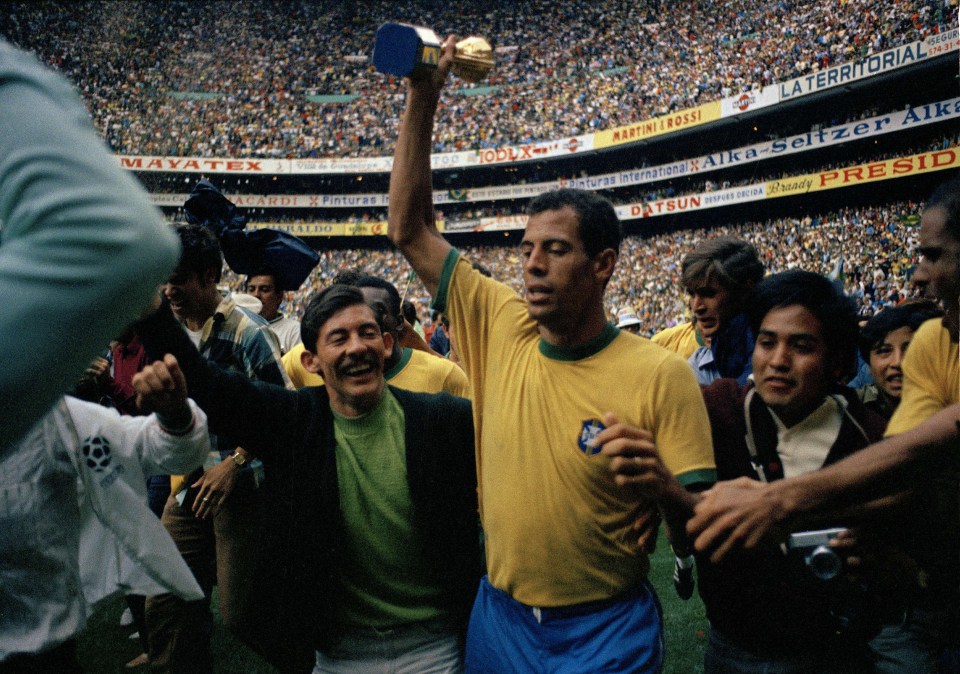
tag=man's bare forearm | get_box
[389,86,440,246]
[659,480,701,555]
[775,403,960,522]
[387,39,456,297]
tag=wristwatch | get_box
[231,451,248,467]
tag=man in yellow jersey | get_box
[388,37,715,673]
[651,319,700,358]
[284,274,469,398]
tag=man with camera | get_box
[694,270,896,672]
[687,177,960,672]
[612,270,912,670]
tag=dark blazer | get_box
[137,305,481,673]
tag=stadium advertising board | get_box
[292,157,393,173]
[220,146,958,236]
[474,134,595,165]
[237,220,454,236]
[118,157,281,173]
[767,147,960,197]
[926,26,960,56]
[779,29,958,100]
[434,183,554,204]
[451,148,960,231]
[150,193,391,208]
[119,136,593,174]
[621,184,768,220]
[567,98,960,187]
[147,98,960,211]
[119,33,957,178]
[594,101,721,149]
[244,221,387,236]
[719,85,780,117]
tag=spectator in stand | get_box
[2,0,953,159]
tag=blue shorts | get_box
[465,576,663,674]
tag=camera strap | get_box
[743,389,789,555]
[743,391,766,484]
[742,388,780,484]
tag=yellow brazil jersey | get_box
[434,250,716,607]
[282,342,324,389]
[385,347,470,398]
[886,317,959,436]
[283,342,469,398]
[651,320,701,359]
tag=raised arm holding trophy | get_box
[373,22,494,83]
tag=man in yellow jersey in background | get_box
[388,36,715,673]
[651,318,700,358]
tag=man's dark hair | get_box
[402,300,418,327]
[337,274,402,325]
[681,237,765,301]
[246,268,279,287]
[175,223,223,282]
[526,188,622,258]
[927,174,960,240]
[746,270,859,375]
[331,270,365,286]
[858,299,944,361]
[300,285,379,354]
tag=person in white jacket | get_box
[0,352,208,672]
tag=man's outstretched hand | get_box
[687,477,793,562]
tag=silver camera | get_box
[787,527,846,580]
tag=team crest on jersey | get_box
[82,435,112,472]
[81,434,126,487]
[578,419,606,455]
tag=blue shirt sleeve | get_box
[0,41,180,451]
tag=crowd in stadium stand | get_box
[219,200,922,337]
[2,0,954,159]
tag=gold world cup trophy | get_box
[372,23,494,83]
